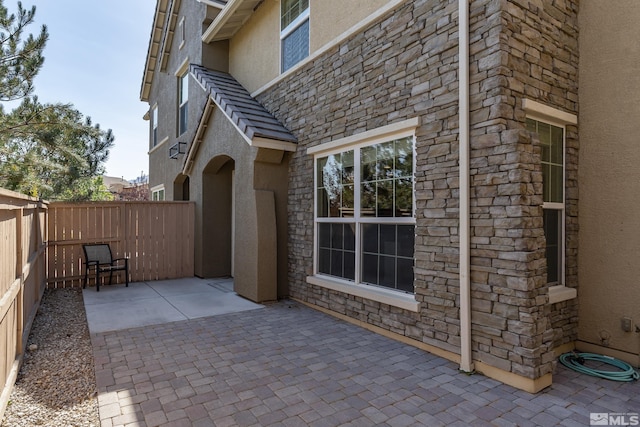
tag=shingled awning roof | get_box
[183,65,296,174]
[191,64,297,146]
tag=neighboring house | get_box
[103,175,150,201]
[140,0,640,392]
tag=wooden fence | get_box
[0,189,47,420]
[0,197,195,420]
[47,201,195,288]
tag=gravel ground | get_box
[2,288,100,427]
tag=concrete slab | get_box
[83,277,263,334]
[166,290,263,319]
[146,277,225,297]
[84,296,186,333]
[82,282,158,305]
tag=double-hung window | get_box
[313,127,416,295]
[178,72,188,135]
[526,118,564,285]
[280,0,309,72]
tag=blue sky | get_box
[23,0,156,181]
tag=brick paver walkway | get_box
[91,300,640,426]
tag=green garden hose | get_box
[559,352,639,382]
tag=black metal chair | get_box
[82,244,129,291]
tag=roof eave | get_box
[140,0,170,102]
[201,0,263,43]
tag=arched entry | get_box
[173,174,190,201]
[201,155,234,278]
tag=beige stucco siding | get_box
[229,1,279,93]
[230,0,392,93]
[578,1,640,358]
[309,0,389,51]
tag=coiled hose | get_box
[559,352,639,382]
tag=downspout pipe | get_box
[458,0,474,373]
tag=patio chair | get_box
[82,243,129,292]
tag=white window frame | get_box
[151,104,158,148]
[307,118,420,312]
[178,16,185,49]
[280,1,310,73]
[175,58,190,137]
[151,185,165,201]
[178,73,188,136]
[523,99,577,304]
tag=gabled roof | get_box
[201,0,263,43]
[190,64,297,146]
[183,65,296,174]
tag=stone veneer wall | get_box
[501,0,580,353]
[256,0,579,380]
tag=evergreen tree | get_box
[0,1,114,200]
[0,1,47,102]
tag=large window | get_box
[281,0,309,72]
[526,118,564,285]
[315,136,415,293]
[178,72,188,135]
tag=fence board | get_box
[2,196,195,421]
[47,202,194,287]
[0,189,47,422]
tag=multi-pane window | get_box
[527,118,564,285]
[281,0,309,72]
[178,73,188,135]
[152,105,158,147]
[315,137,415,293]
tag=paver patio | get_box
[88,282,640,427]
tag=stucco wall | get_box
[229,0,393,93]
[185,104,289,302]
[148,0,210,199]
[577,2,640,358]
[145,0,292,303]
[309,0,389,51]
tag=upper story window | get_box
[151,105,158,148]
[178,72,188,136]
[526,118,565,285]
[281,0,309,72]
[178,17,185,49]
[313,130,416,294]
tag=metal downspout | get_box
[459,0,474,373]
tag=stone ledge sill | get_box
[548,285,577,304]
[306,275,420,312]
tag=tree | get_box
[0,1,47,102]
[0,1,114,200]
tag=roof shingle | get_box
[190,65,297,144]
